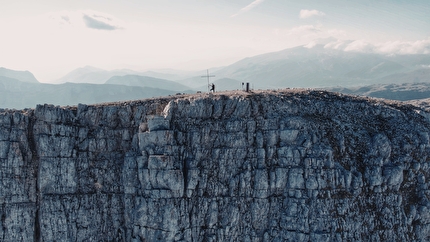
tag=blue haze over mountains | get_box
[1,45,430,109]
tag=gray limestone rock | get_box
[0,90,430,241]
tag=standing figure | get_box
[210,83,215,93]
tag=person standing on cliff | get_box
[210,83,215,93]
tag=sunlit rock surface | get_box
[1,89,430,241]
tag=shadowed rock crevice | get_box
[28,111,41,242]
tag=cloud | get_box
[46,11,76,27]
[287,25,323,39]
[323,39,354,50]
[343,40,375,52]
[304,41,317,49]
[273,25,336,47]
[61,16,70,23]
[323,38,430,55]
[82,13,122,30]
[376,39,430,55]
[45,10,124,31]
[231,0,265,17]
[300,9,325,19]
[304,37,341,49]
[290,25,321,34]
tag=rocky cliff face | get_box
[1,89,430,241]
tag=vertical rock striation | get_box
[0,89,430,241]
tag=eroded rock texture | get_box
[1,90,430,241]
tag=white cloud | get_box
[323,39,353,50]
[45,11,80,28]
[343,40,375,53]
[46,10,124,31]
[376,39,430,55]
[323,38,430,55]
[290,25,321,34]
[300,9,325,19]
[271,24,347,49]
[81,10,124,30]
[304,41,317,48]
[231,0,265,17]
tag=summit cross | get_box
[201,69,215,92]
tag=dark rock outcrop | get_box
[1,89,430,241]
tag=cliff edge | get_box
[1,89,430,241]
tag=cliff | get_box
[1,89,430,241]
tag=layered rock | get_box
[0,89,430,241]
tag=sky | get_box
[1,0,429,82]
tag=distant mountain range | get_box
[105,75,191,91]
[210,45,430,89]
[55,66,204,84]
[0,67,39,83]
[54,66,144,84]
[51,44,430,90]
[0,80,178,109]
[1,44,430,109]
[326,82,430,101]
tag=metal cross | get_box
[201,69,215,92]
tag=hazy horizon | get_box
[1,0,429,83]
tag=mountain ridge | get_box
[0,67,39,83]
[105,74,191,91]
[0,78,179,109]
[54,66,144,84]
[210,44,430,88]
